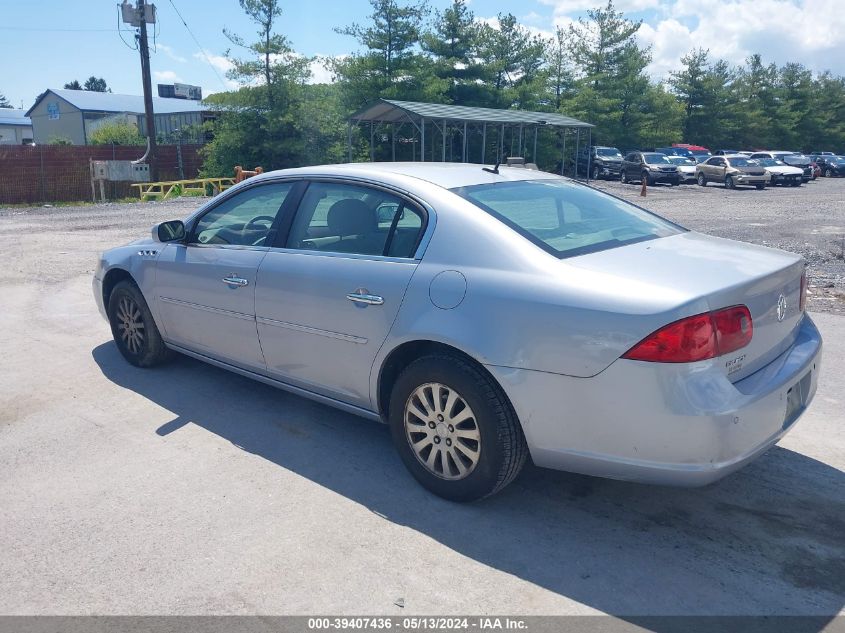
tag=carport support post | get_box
[391,123,396,162]
[586,128,591,183]
[347,121,352,162]
[561,130,566,176]
[369,121,374,162]
[499,124,505,161]
[575,128,580,179]
[518,124,523,157]
[442,119,447,162]
[463,122,467,162]
[481,123,487,164]
[533,127,538,163]
[420,118,425,162]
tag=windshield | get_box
[754,158,783,167]
[452,179,683,259]
[596,148,622,158]
[783,154,810,165]
[728,157,755,167]
[667,156,696,165]
[642,153,672,164]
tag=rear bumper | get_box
[488,314,822,486]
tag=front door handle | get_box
[222,274,249,287]
[346,290,384,306]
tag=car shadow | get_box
[92,343,845,626]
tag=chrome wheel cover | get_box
[404,382,481,480]
[115,296,145,355]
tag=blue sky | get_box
[2,0,842,110]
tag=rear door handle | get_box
[346,291,384,306]
[222,275,249,287]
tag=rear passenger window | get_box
[286,182,425,258]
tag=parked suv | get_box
[810,155,845,177]
[696,155,768,189]
[620,152,680,186]
[577,146,624,180]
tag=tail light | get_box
[799,270,807,312]
[622,306,753,363]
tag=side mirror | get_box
[376,204,404,224]
[152,220,185,243]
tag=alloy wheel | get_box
[115,296,145,355]
[404,382,481,481]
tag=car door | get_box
[154,180,299,370]
[701,157,721,182]
[254,180,429,409]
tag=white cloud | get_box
[308,57,336,84]
[157,44,186,63]
[539,0,845,79]
[153,70,182,83]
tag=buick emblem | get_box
[776,294,787,322]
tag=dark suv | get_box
[577,146,624,180]
[620,152,680,186]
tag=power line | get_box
[0,26,117,32]
[165,0,228,89]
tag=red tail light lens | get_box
[623,306,753,363]
[799,270,807,312]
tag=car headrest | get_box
[327,199,376,236]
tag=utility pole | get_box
[124,1,158,181]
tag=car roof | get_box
[242,162,562,191]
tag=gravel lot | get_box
[0,176,843,619]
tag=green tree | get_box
[668,48,711,142]
[475,13,546,109]
[421,0,482,104]
[84,76,110,92]
[544,26,575,111]
[89,121,146,145]
[224,0,303,110]
[0,92,12,108]
[333,0,443,110]
[64,80,83,90]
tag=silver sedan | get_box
[94,163,822,501]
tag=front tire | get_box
[825,168,832,178]
[620,170,628,184]
[725,175,736,189]
[697,173,707,187]
[756,183,765,190]
[107,280,170,367]
[389,354,528,502]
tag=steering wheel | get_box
[245,215,275,231]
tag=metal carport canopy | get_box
[351,99,594,129]
[347,99,595,179]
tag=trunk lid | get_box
[567,232,805,381]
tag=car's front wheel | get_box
[592,165,600,180]
[725,175,736,189]
[697,173,706,186]
[107,280,170,367]
[620,170,628,184]
[389,354,528,502]
[825,168,832,177]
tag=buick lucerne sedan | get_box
[94,163,822,501]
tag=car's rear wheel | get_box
[620,170,628,184]
[825,168,832,177]
[107,280,170,367]
[725,175,736,189]
[389,354,528,502]
[697,173,706,187]
[756,183,765,190]
[592,165,600,180]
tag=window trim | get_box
[270,177,430,260]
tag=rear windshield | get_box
[452,179,683,259]
[596,148,622,157]
[784,154,810,165]
[642,153,672,164]
[667,156,696,165]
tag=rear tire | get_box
[725,175,736,189]
[107,280,170,368]
[620,170,628,184]
[756,184,765,190]
[388,354,528,502]
[697,173,706,187]
[592,165,600,180]
[825,168,832,177]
